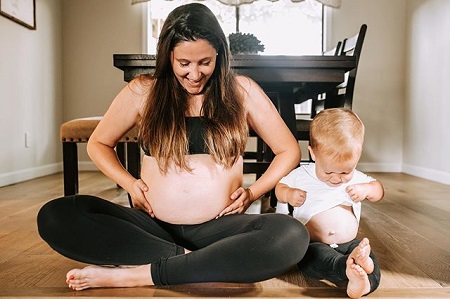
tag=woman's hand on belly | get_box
[217,186,253,217]
[129,178,154,217]
[141,155,243,224]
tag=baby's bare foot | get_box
[346,259,371,298]
[66,264,153,291]
[349,237,374,274]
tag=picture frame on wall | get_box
[0,0,36,30]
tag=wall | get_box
[325,0,406,172]
[66,0,408,173]
[1,0,449,187]
[0,0,62,186]
[403,0,450,185]
[62,0,144,167]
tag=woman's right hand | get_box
[130,179,154,217]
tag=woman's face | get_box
[171,39,217,95]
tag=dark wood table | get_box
[113,54,356,206]
[113,54,356,135]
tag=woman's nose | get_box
[189,72,201,80]
[188,66,201,80]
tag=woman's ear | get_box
[308,146,316,162]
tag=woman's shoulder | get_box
[126,75,155,113]
[234,75,265,100]
[235,74,255,90]
[129,74,155,95]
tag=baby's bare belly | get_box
[305,205,359,244]
[141,155,243,224]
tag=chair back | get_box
[324,40,343,56]
[295,24,367,157]
[325,24,367,110]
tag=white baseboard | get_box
[402,163,450,186]
[2,161,448,188]
[0,161,98,188]
[0,163,62,187]
[357,162,402,173]
[79,161,99,171]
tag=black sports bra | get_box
[142,117,208,156]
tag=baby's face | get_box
[313,152,359,187]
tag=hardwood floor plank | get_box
[0,286,449,298]
[360,204,450,288]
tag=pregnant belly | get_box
[141,155,243,224]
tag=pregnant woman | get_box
[37,3,309,290]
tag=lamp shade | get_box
[132,0,341,8]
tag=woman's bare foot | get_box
[66,264,153,291]
[346,260,371,299]
[349,238,374,274]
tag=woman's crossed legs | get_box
[38,195,309,289]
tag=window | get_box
[145,0,323,56]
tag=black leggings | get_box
[298,239,381,294]
[37,195,309,286]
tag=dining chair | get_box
[244,90,299,208]
[243,92,277,207]
[244,92,285,173]
[294,41,343,121]
[60,117,140,206]
[295,24,367,145]
[325,24,367,110]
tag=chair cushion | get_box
[60,117,138,143]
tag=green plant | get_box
[228,32,265,55]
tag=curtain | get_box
[131,0,341,8]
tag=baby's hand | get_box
[346,184,369,203]
[287,188,306,207]
[130,179,154,217]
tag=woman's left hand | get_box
[217,187,253,217]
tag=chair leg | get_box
[126,142,140,208]
[116,142,126,168]
[270,190,278,208]
[116,143,126,188]
[127,143,140,179]
[62,142,78,196]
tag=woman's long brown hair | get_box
[139,3,248,173]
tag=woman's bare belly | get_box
[140,155,243,224]
[305,205,358,244]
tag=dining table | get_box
[113,53,357,136]
[113,53,356,206]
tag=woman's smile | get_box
[171,39,217,95]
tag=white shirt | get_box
[276,163,375,224]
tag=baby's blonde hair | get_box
[309,108,365,162]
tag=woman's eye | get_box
[201,61,211,66]
[180,62,189,67]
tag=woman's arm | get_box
[87,77,152,213]
[239,76,301,201]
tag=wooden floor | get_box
[0,171,449,298]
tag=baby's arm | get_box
[275,182,306,207]
[346,180,384,203]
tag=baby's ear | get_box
[307,146,316,162]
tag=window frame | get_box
[142,0,326,56]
